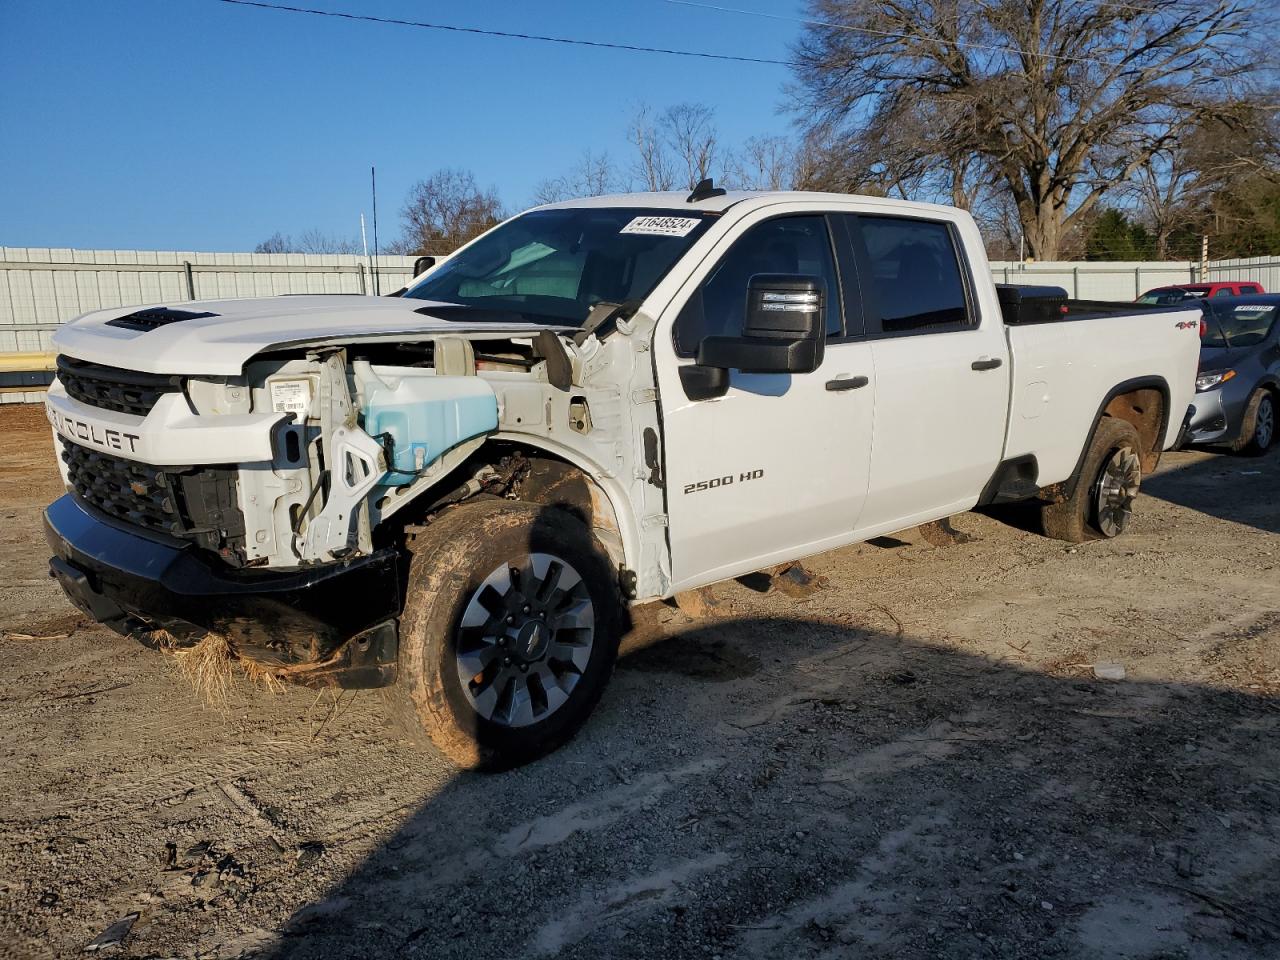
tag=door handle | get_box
[971,357,1003,371]
[825,375,870,391]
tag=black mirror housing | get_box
[412,255,437,277]
[696,274,826,375]
[697,335,822,374]
[744,274,824,339]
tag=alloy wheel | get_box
[454,553,595,728]
[1095,446,1141,538]
[1256,394,1275,450]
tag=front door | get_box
[655,212,875,593]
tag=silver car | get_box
[1186,295,1279,455]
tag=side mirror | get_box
[696,274,826,374]
[412,255,437,277]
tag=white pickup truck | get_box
[43,187,1200,768]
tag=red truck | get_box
[1139,281,1265,304]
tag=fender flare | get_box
[1058,376,1172,501]
[489,431,642,579]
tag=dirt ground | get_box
[0,401,1277,960]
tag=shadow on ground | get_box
[249,609,1280,960]
[1142,447,1280,536]
[980,445,1280,538]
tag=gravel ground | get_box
[0,401,1277,960]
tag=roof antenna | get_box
[686,177,726,203]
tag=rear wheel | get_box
[386,499,622,770]
[1041,418,1143,543]
[1232,388,1275,456]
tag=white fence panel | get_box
[989,261,1199,299]
[2,246,1276,365]
[1206,256,1280,292]
[0,247,420,353]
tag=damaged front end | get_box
[46,337,508,688]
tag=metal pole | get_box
[1199,234,1209,282]
[360,213,372,296]
[1134,266,1141,299]
[183,261,196,301]
[1072,266,1079,299]
[371,166,381,296]
[357,263,367,295]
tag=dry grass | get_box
[153,630,285,705]
[237,653,287,694]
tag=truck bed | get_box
[995,284,1201,325]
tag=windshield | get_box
[403,207,714,325]
[1203,302,1279,348]
[1138,288,1205,305]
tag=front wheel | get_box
[386,499,622,770]
[1232,389,1275,457]
[1041,417,1143,543]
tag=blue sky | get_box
[0,0,803,251]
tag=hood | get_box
[51,295,570,376]
[1198,343,1254,372]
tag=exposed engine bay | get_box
[47,318,672,600]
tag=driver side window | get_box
[673,215,842,357]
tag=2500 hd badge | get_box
[683,469,765,495]
[47,409,141,454]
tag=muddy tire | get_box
[1041,417,1143,543]
[1230,388,1275,457]
[385,499,622,770]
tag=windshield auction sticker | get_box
[620,216,702,237]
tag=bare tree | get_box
[532,150,619,204]
[296,229,360,255]
[727,135,798,191]
[627,103,677,191]
[664,103,719,190]
[399,168,504,254]
[1134,103,1280,258]
[792,0,1263,259]
[254,230,359,254]
[254,232,292,254]
[798,96,995,213]
[1133,148,1208,260]
[530,177,573,206]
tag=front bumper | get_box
[1186,388,1231,444]
[44,495,401,686]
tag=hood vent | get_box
[106,307,219,332]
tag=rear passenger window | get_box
[854,216,972,334]
[673,215,842,356]
[1215,288,1233,297]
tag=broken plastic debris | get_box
[84,913,138,952]
[1092,662,1126,681]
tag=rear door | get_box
[844,213,1010,537]
[655,209,876,592]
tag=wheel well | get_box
[1102,386,1165,473]
[511,450,626,570]
[377,440,627,572]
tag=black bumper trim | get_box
[1174,403,1196,450]
[44,494,401,667]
